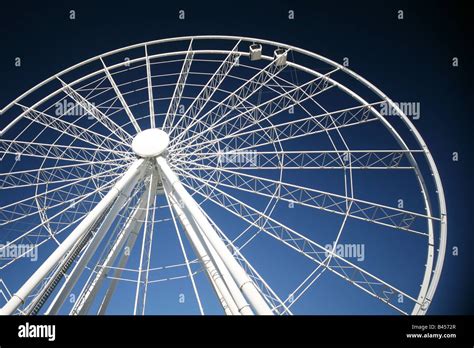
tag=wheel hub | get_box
[132,128,169,158]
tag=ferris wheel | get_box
[0,36,446,315]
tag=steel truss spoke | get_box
[169,41,241,140]
[0,139,129,163]
[169,51,292,149]
[172,63,331,154]
[99,59,141,133]
[175,101,380,155]
[179,173,422,314]
[163,40,195,132]
[174,162,437,235]
[144,45,156,129]
[175,150,420,170]
[0,163,129,226]
[0,159,127,189]
[58,77,135,143]
[17,103,130,151]
[0,178,118,270]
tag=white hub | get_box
[132,128,169,158]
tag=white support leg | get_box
[0,159,145,315]
[96,195,149,315]
[46,164,144,315]
[176,197,254,315]
[165,182,240,315]
[156,156,273,315]
[71,184,150,315]
[192,218,254,315]
[134,170,159,315]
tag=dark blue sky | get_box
[0,0,472,314]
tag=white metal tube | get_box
[97,201,147,315]
[0,159,145,315]
[191,217,254,315]
[156,156,273,315]
[47,165,143,315]
[73,186,150,315]
[134,170,158,315]
[165,182,240,315]
[174,191,253,315]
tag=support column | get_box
[156,156,273,315]
[165,182,241,315]
[134,170,159,315]
[71,184,150,315]
[47,164,144,315]
[96,197,148,315]
[0,159,145,315]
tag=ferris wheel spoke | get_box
[173,149,420,170]
[0,163,129,225]
[175,100,381,155]
[163,39,195,133]
[144,45,156,129]
[99,58,141,133]
[175,164,436,235]
[179,174,420,315]
[0,177,119,270]
[58,77,134,143]
[169,41,241,141]
[283,205,353,310]
[172,68,333,154]
[17,103,130,151]
[0,159,127,189]
[169,51,291,150]
[284,265,328,310]
[0,138,129,165]
[173,67,339,154]
[0,175,120,229]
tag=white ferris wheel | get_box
[0,36,447,315]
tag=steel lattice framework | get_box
[0,36,446,315]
